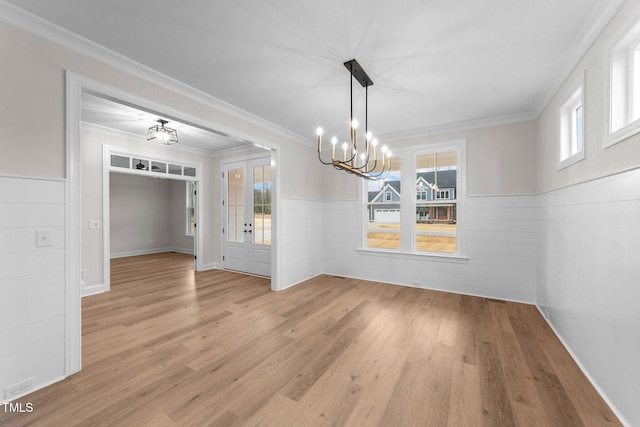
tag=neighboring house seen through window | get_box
[365,140,464,256]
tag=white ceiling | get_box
[81,92,256,154]
[6,0,625,148]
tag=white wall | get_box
[81,127,214,289]
[321,120,539,303]
[322,195,537,303]
[0,176,66,399]
[0,11,323,399]
[535,1,640,424]
[110,173,173,257]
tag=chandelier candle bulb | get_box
[342,142,348,161]
[316,127,323,153]
[331,137,337,160]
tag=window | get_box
[364,139,465,257]
[186,181,196,236]
[608,18,640,145]
[253,165,272,245]
[366,158,401,250]
[415,151,458,254]
[558,78,585,169]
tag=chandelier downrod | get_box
[316,59,391,181]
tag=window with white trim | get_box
[608,19,640,145]
[558,80,585,169]
[364,139,465,257]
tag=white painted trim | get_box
[321,272,532,305]
[603,4,640,149]
[0,174,65,183]
[0,1,309,148]
[381,112,535,141]
[201,262,223,271]
[82,284,106,297]
[531,0,626,117]
[355,248,468,263]
[66,71,283,379]
[103,144,204,292]
[275,272,323,292]
[557,71,586,170]
[535,306,630,427]
[110,248,194,258]
[65,72,82,377]
[100,146,110,296]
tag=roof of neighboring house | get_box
[417,169,457,189]
[385,181,401,195]
[368,169,457,203]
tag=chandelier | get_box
[316,59,391,180]
[147,119,178,145]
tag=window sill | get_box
[356,248,468,263]
[558,150,585,170]
[606,120,640,148]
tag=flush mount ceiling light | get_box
[316,59,391,181]
[147,119,178,145]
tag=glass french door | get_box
[223,157,271,276]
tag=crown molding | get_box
[0,0,624,147]
[381,111,536,142]
[530,0,626,117]
[0,0,310,148]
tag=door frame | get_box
[98,145,203,295]
[221,155,272,276]
[66,71,282,378]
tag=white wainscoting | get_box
[0,176,66,400]
[538,168,640,426]
[278,198,323,290]
[322,195,538,303]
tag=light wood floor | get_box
[1,252,620,426]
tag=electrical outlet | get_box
[4,378,34,400]
[81,268,87,279]
[89,220,101,229]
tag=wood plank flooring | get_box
[1,252,620,426]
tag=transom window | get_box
[608,18,640,145]
[558,77,585,169]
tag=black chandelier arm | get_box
[317,151,335,166]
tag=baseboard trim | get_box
[276,272,323,292]
[201,263,222,271]
[110,247,194,259]
[535,305,630,426]
[82,283,106,297]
